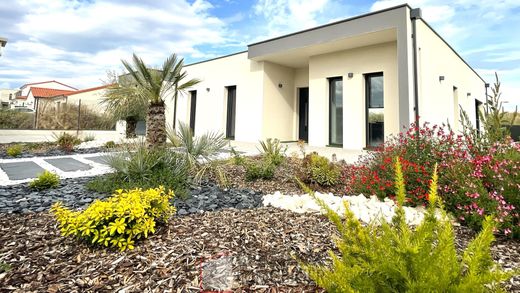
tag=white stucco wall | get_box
[308,41,399,149]
[416,21,485,132]
[166,52,265,143]
[66,89,107,112]
[262,61,295,141]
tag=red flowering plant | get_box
[344,123,519,238]
[345,122,464,206]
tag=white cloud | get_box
[0,0,229,89]
[254,0,329,38]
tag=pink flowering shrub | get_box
[344,122,519,238]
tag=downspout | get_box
[411,8,422,136]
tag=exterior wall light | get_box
[278,83,283,88]
[206,88,210,92]
[348,72,354,78]
[467,92,471,97]
[439,75,445,82]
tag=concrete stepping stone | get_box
[0,161,47,180]
[84,155,109,165]
[44,158,92,172]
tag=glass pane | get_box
[369,75,384,108]
[330,79,343,145]
[368,108,384,147]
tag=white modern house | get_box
[168,4,486,150]
[13,80,78,110]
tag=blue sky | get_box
[0,0,518,109]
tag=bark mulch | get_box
[216,156,348,196]
[1,208,518,292]
[0,208,335,292]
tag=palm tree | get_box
[102,71,148,138]
[121,53,200,147]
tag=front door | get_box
[298,87,309,141]
[226,86,236,139]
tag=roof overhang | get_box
[247,5,408,68]
[0,37,7,47]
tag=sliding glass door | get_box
[366,73,384,147]
[329,77,343,146]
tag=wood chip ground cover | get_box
[1,207,519,292]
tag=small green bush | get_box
[104,141,116,148]
[6,144,23,157]
[52,187,175,251]
[53,132,81,151]
[300,158,515,292]
[302,152,340,186]
[245,160,275,181]
[258,138,286,166]
[230,147,246,166]
[82,133,96,142]
[29,171,60,190]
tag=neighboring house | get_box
[12,80,78,110]
[52,84,110,112]
[169,4,486,151]
[0,89,17,109]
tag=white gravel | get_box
[263,191,432,226]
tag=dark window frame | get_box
[225,85,237,140]
[189,90,197,135]
[328,76,343,146]
[365,72,384,148]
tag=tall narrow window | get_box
[475,99,483,134]
[366,73,384,147]
[189,90,197,135]
[453,86,459,130]
[329,77,343,146]
[226,86,236,139]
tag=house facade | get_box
[12,80,78,110]
[167,5,486,150]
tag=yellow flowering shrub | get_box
[51,187,175,251]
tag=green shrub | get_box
[6,144,23,157]
[302,152,340,186]
[52,187,175,251]
[300,158,515,292]
[258,138,286,166]
[87,141,189,197]
[29,171,60,190]
[82,133,96,142]
[230,147,246,166]
[0,109,34,129]
[53,132,81,151]
[104,141,116,148]
[245,159,275,181]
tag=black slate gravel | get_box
[0,177,263,215]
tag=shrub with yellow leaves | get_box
[51,186,175,251]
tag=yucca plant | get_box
[299,158,515,292]
[257,138,287,166]
[174,122,229,186]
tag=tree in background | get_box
[121,53,200,147]
[102,70,148,138]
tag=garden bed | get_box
[213,156,348,196]
[1,208,518,292]
[0,142,107,159]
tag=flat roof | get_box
[248,4,411,47]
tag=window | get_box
[475,99,483,134]
[329,77,343,146]
[366,73,384,147]
[226,86,236,139]
[189,90,197,135]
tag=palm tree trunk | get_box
[125,117,138,138]
[146,103,166,147]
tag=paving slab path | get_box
[0,153,114,186]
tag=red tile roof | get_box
[20,80,78,90]
[17,96,27,100]
[67,84,112,96]
[30,87,75,98]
